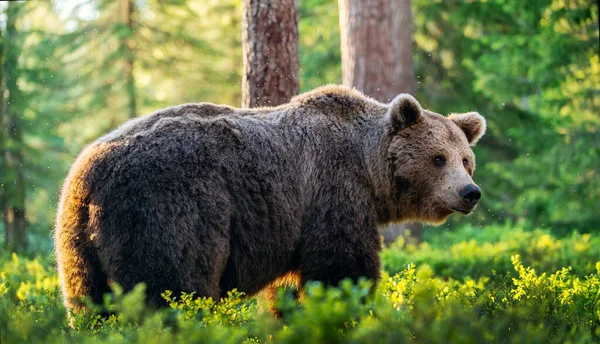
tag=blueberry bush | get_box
[1,225,598,343]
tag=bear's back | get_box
[98,102,242,143]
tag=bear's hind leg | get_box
[55,241,110,313]
[97,228,230,307]
[261,271,301,317]
[55,194,110,314]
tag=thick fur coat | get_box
[54,85,486,311]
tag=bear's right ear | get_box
[386,94,422,132]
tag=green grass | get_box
[1,225,599,343]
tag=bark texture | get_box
[242,0,299,108]
[339,0,415,102]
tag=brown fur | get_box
[53,85,486,312]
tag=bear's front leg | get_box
[297,200,382,288]
[299,246,381,287]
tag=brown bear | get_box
[53,85,486,312]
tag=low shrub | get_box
[1,226,598,343]
[383,223,600,279]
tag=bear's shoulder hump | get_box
[291,85,384,118]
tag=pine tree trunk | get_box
[338,0,415,102]
[3,2,27,252]
[242,0,299,108]
[121,0,137,118]
[339,0,420,244]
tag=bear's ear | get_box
[449,112,486,146]
[386,94,422,132]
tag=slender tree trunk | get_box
[339,0,415,102]
[0,25,5,246]
[242,0,299,108]
[3,2,27,252]
[121,0,137,118]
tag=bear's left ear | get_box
[387,94,422,132]
[449,112,486,146]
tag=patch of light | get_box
[52,0,98,32]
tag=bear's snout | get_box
[460,184,481,207]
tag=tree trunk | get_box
[242,0,299,108]
[0,25,5,246]
[339,0,421,244]
[338,0,415,102]
[121,0,137,118]
[3,2,27,252]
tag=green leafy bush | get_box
[383,223,600,279]
[1,226,599,343]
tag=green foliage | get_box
[1,226,599,343]
[298,0,342,91]
[161,289,256,326]
[0,0,244,253]
[384,223,600,279]
[412,0,599,231]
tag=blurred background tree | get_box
[0,0,597,254]
[338,0,415,100]
[1,1,28,252]
[242,0,299,107]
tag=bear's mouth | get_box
[451,207,473,215]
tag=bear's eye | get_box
[462,158,468,167]
[433,155,446,167]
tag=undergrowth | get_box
[1,225,598,343]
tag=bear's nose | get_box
[460,184,481,206]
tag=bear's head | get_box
[385,94,486,225]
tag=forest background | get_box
[0,0,598,256]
